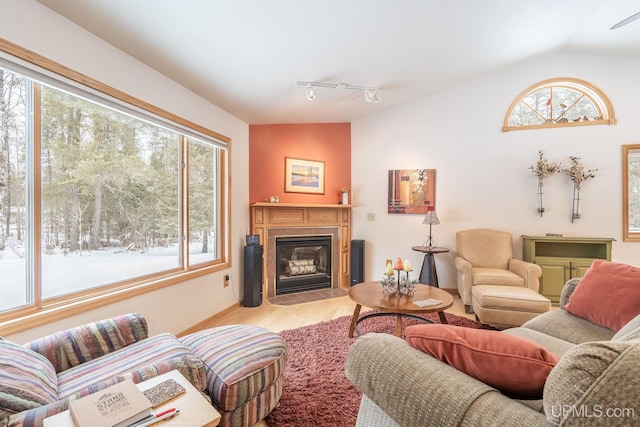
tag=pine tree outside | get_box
[0,65,225,313]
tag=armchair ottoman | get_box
[180,325,286,427]
[455,228,549,327]
[472,285,551,329]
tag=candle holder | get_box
[381,268,418,297]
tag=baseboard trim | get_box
[177,301,241,337]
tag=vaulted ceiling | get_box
[37,0,640,124]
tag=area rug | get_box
[264,312,491,427]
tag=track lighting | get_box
[295,81,382,104]
[364,88,382,104]
[305,85,317,101]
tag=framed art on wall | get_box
[388,169,436,214]
[285,157,325,194]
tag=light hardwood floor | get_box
[192,287,474,333]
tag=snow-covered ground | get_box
[0,243,213,311]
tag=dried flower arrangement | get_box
[562,156,597,222]
[528,151,597,220]
[529,150,560,185]
[530,150,560,216]
[561,156,597,190]
[339,187,351,205]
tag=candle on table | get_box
[385,262,394,276]
[393,257,404,270]
[403,259,412,271]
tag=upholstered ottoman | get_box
[180,324,286,427]
[472,285,551,328]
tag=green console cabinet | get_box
[522,235,614,304]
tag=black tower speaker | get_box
[243,244,263,307]
[350,239,365,286]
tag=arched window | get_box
[503,78,616,132]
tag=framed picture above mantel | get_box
[284,157,325,194]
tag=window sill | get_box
[0,264,226,336]
[502,118,616,132]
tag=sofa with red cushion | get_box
[346,269,640,427]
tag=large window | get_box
[0,41,229,329]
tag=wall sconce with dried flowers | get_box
[530,150,560,216]
[562,156,597,222]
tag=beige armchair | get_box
[454,229,547,327]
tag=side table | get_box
[411,246,449,287]
[44,370,221,427]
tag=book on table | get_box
[68,379,152,427]
[142,378,185,407]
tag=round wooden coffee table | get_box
[348,281,454,338]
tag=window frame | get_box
[502,77,616,132]
[623,144,640,242]
[0,38,231,335]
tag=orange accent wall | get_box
[249,123,351,204]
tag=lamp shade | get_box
[422,208,440,225]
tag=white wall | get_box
[2,1,249,342]
[3,2,639,341]
[352,52,640,290]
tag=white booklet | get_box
[413,298,441,307]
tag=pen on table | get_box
[154,408,177,418]
[134,408,180,427]
[128,408,175,426]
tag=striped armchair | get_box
[1,314,286,427]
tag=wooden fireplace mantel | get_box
[251,202,355,208]
[250,203,353,299]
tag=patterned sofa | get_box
[345,278,640,426]
[0,313,287,427]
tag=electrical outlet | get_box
[367,212,375,221]
[224,274,231,287]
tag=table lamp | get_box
[422,206,440,247]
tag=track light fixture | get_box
[295,81,382,104]
[304,85,317,101]
[364,88,382,104]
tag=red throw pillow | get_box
[564,260,640,332]
[405,324,559,399]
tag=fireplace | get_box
[251,203,352,299]
[264,226,341,298]
[275,235,332,294]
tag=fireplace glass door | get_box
[275,236,332,294]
